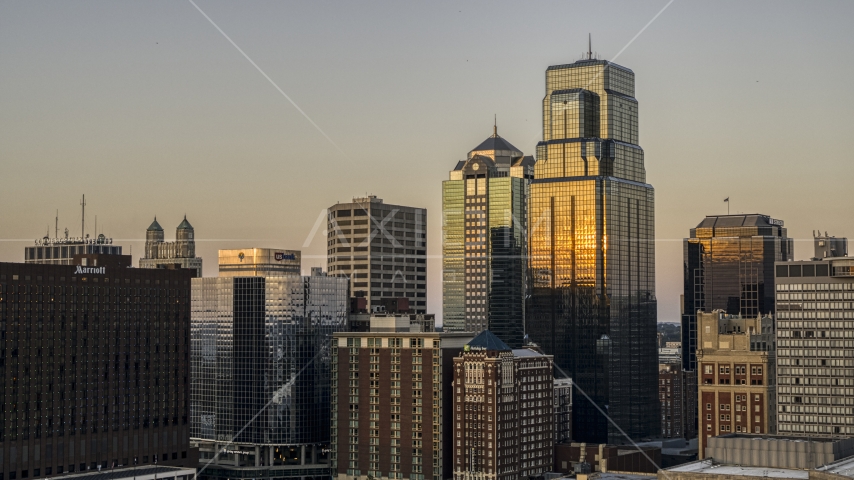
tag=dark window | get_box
[816,264,829,277]
[789,265,802,277]
[802,265,815,277]
[776,265,788,278]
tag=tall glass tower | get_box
[442,126,533,347]
[681,214,792,370]
[526,57,659,443]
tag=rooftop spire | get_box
[493,114,497,137]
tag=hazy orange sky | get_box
[1,1,852,324]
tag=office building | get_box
[526,54,659,443]
[190,260,348,480]
[554,377,574,444]
[451,331,554,480]
[441,126,533,345]
[681,214,792,371]
[659,364,697,440]
[327,196,427,314]
[217,248,301,277]
[696,311,775,458]
[0,256,196,480]
[330,319,473,480]
[26,234,121,265]
[348,311,436,333]
[774,240,854,437]
[139,217,202,277]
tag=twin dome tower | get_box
[140,216,203,276]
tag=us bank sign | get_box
[74,266,105,274]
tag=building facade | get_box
[681,214,792,371]
[441,126,533,346]
[696,311,776,458]
[0,257,196,480]
[217,248,301,277]
[526,56,659,443]
[139,217,202,277]
[26,234,121,265]
[330,320,472,480]
[659,363,697,440]
[327,196,427,314]
[190,264,348,480]
[775,251,854,437]
[451,331,553,480]
[554,377,574,444]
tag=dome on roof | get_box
[177,215,193,230]
[147,217,163,231]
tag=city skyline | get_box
[2,1,853,326]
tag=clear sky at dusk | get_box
[1,0,852,324]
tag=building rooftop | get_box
[470,127,522,156]
[147,217,163,231]
[176,215,193,230]
[817,455,854,476]
[667,459,808,479]
[695,214,783,229]
[466,330,511,352]
[53,466,195,480]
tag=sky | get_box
[1,0,852,324]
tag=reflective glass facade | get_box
[190,270,348,479]
[442,130,532,347]
[682,215,792,370]
[526,59,659,443]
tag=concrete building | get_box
[347,311,436,333]
[0,256,197,480]
[451,331,554,480]
[327,196,427,314]
[775,237,854,437]
[697,311,776,458]
[555,377,574,444]
[190,258,348,480]
[217,248,300,277]
[329,319,473,480]
[660,363,697,440]
[140,217,202,277]
[663,435,854,480]
[553,443,661,476]
[441,125,533,346]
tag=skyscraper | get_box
[190,257,348,480]
[327,196,427,314]
[140,217,203,277]
[682,214,793,371]
[526,56,659,443]
[442,127,533,345]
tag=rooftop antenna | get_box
[95,215,97,238]
[80,194,86,239]
[55,210,59,238]
[588,33,592,60]
[493,114,497,137]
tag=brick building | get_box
[330,318,472,480]
[696,310,775,458]
[659,363,697,440]
[0,256,197,480]
[451,331,553,480]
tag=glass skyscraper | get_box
[441,127,532,347]
[526,57,659,443]
[682,214,793,370]
[190,265,348,480]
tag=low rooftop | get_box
[666,459,808,479]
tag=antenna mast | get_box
[588,33,592,60]
[55,210,58,238]
[80,194,86,238]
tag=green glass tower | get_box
[442,126,532,347]
[526,56,659,443]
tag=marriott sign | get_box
[74,265,105,274]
